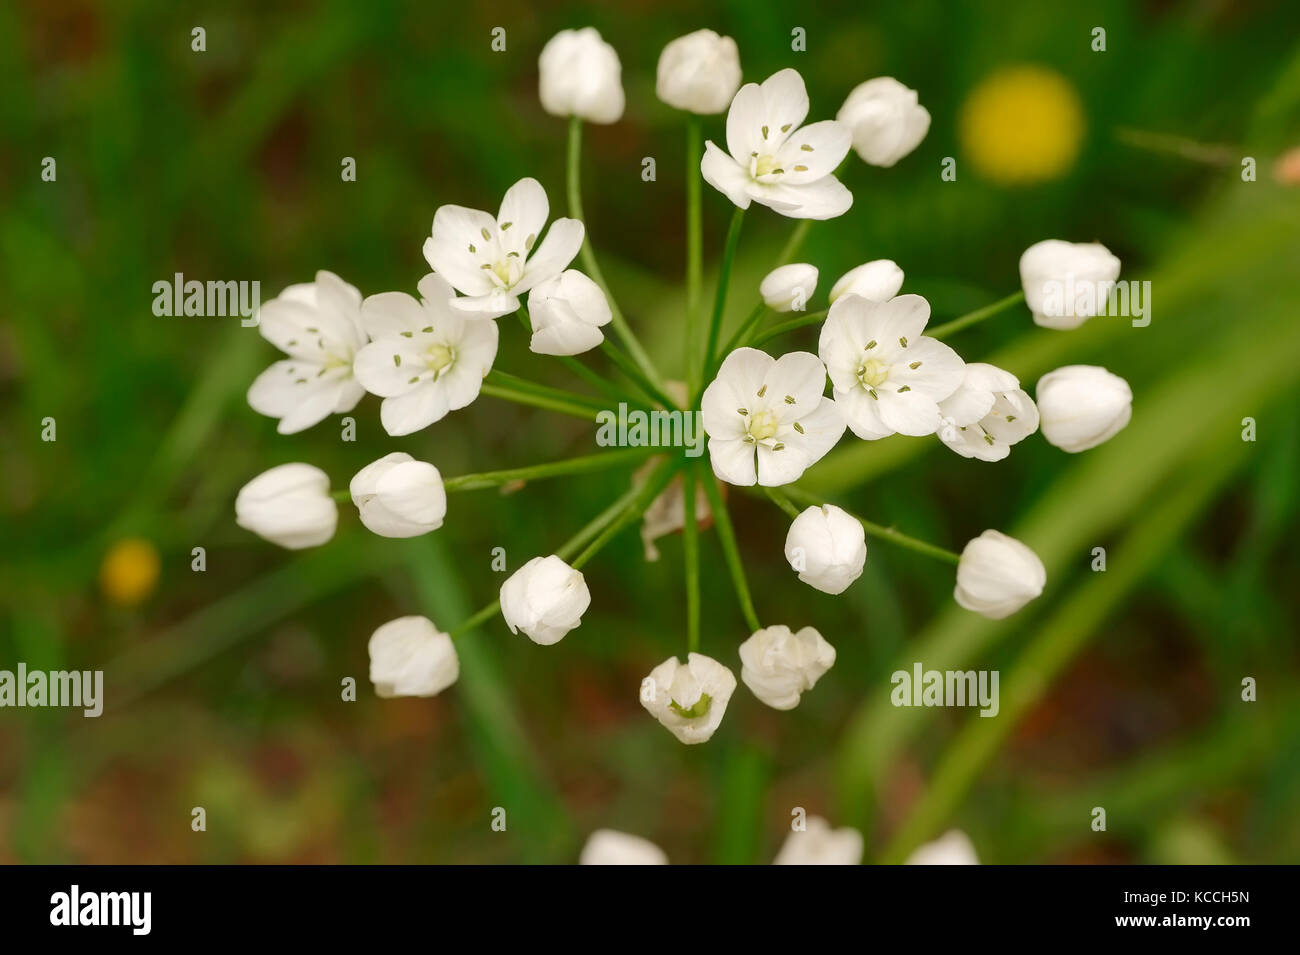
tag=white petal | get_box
[708,437,757,486]
[724,82,767,160]
[449,290,520,319]
[774,120,852,183]
[496,177,550,260]
[380,384,451,436]
[360,291,427,340]
[701,141,754,209]
[518,218,585,292]
[749,175,852,220]
[424,206,499,296]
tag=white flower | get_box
[937,363,1040,462]
[349,452,446,538]
[905,829,979,865]
[837,77,931,167]
[819,293,965,440]
[700,68,853,220]
[579,830,668,865]
[352,274,498,436]
[500,555,591,645]
[739,625,836,709]
[701,348,845,487]
[422,177,585,319]
[247,271,367,434]
[235,463,337,550]
[828,259,904,304]
[1020,239,1121,330]
[538,27,624,124]
[656,29,742,115]
[367,615,459,698]
[760,263,818,312]
[954,530,1045,619]
[526,269,611,356]
[641,653,737,744]
[773,816,863,865]
[1036,364,1132,452]
[784,505,866,594]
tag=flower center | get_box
[426,343,456,376]
[669,693,713,719]
[750,153,784,179]
[747,409,780,442]
[856,358,890,388]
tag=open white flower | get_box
[352,274,498,436]
[500,555,591,645]
[1036,364,1132,452]
[760,263,818,312]
[701,68,853,220]
[349,452,446,538]
[954,530,1045,619]
[828,259,904,304]
[656,29,742,115]
[1020,239,1121,330]
[773,816,863,865]
[527,269,612,356]
[539,28,625,124]
[235,463,337,550]
[784,505,866,594]
[641,653,737,744]
[247,271,367,434]
[423,177,585,319]
[837,77,931,168]
[938,363,1040,462]
[904,829,980,865]
[579,830,668,865]
[819,293,965,440]
[368,615,459,698]
[739,625,836,710]
[701,348,845,487]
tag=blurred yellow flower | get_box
[959,65,1085,184]
[100,538,160,606]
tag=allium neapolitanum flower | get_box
[701,348,845,487]
[423,177,585,319]
[738,625,837,710]
[836,77,931,168]
[954,530,1046,619]
[349,452,447,538]
[938,362,1039,462]
[828,259,905,304]
[526,269,612,356]
[235,463,337,550]
[538,27,625,124]
[701,68,853,220]
[904,829,980,865]
[247,271,367,434]
[500,555,591,645]
[773,816,864,865]
[656,29,742,115]
[641,653,737,744]
[819,293,965,440]
[352,273,498,436]
[783,504,867,594]
[760,263,818,312]
[1020,239,1122,330]
[1036,364,1133,452]
[368,615,459,698]
[579,830,669,865]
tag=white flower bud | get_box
[538,28,624,124]
[235,463,337,550]
[739,625,836,710]
[760,263,819,313]
[349,452,446,538]
[904,829,979,865]
[773,816,863,865]
[527,269,612,356]
[579,830,668,865]
[499,555,591,645]
[367,615,459,698]
[655,29,742,115]
[954,530,1046,620]
[783,505,866,594]
[828,259,904,304]
[1036,364,1132,452]
[640,652,736,744]
[837,77,931,168]
[1019,239,1121,330]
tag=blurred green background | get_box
[3,0,1299,864]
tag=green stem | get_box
[444,447,655,493]
[682,460,701,654]
[927,291,1025,340]
[485,370,608,415]
[782,486,961,564]
[699,470,761,632]
[686,115,704,393]
[775,219,812,266]
[698,206,745,402]
[479,382,600,421]
[762,486,802,521]
[601,340,679,409]
[571,457,682,569]
[715,303,768,366]
[747,308,828,349]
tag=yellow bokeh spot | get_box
[100,538,160,607]
[959,65,1085,185]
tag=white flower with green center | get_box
[640,653,737,744]
[818,293,965,440]
[352,273,498,436]
[701,347,845,487]
[937,362,1040,462]
[422,177,585,320]
[700,68,853,220]
[247,271,367,434]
